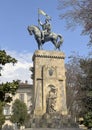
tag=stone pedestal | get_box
[32,50,67,117]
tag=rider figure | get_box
[38,18,51,41]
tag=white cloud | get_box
[0,50,33,84]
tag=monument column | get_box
[32,50,67,116]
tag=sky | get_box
[0,0,90,84]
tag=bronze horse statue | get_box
[27,25,63,50]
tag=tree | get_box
[78,58,92,128]
[0,50,17,75]
[0,50,19,103]
[79,58,92,111]
[83,112,92,129]
[11,99,28,128]
[0,81,19,103]
[65,53,82,119]
[0,50,19,128]
[0,50,19,102]
[58,0,92,46]
[66,55,92,128]
[0,102,5,130]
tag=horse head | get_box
[27,25,41,36]
[27,26,33,35]
[27,25,43,50]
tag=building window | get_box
[19,93,24,102]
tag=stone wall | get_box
[32,50,67,116]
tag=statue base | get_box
[30,113,79,128]
[26,128,81,130]
[32,50,67,116]
[30,50,79,129]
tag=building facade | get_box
[3,81,33,126]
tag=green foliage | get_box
[0,50,17,76]
[0,50,19,103]
[0,102,5,129]
[11,99,28,126]
[0,80,19,103]
[83,112,92,129]
[0,50,17,65]
[0,50,19,128]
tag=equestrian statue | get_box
[27,9,63,50]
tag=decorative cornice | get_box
[32,50,65,60]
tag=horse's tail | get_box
[57,34,63,50]
[27,26,30,32]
